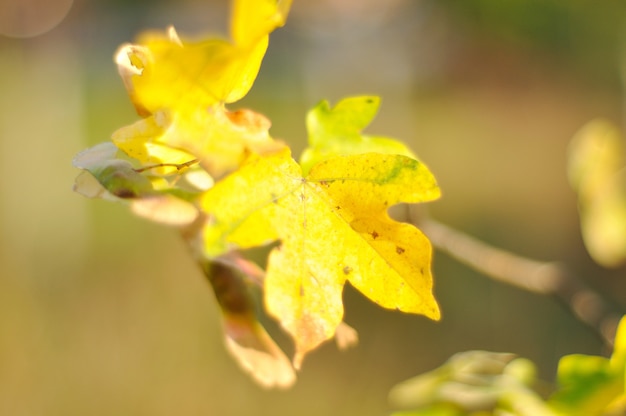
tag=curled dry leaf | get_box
[223,316,296,389]
[203,259,295,388]
[131,195,198,226]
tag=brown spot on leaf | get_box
[396,246,405,254]
[343,266,352,275]
[371,230,379,239]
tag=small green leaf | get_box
[73,143,200,226]
[549,315,626,415]
[549,354,622,415]
[300,96,416,174]
[73,143,154,199]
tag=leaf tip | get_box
[223,316,297,389]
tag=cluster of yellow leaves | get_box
[73,0,442,388]
[112,0,291,178]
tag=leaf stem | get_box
[134,159,199,173]
[416,216,623,350]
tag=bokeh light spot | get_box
[0,0,74,38]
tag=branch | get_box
[417,216,623,349]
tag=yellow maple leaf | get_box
[116,0,291,113]
[201,149,441,367]
[111,0,290,176]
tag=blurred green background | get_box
[1,0,626,414]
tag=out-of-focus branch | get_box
[417,216,623,349]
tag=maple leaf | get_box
[300,96,417,174]
[201,148,441,367]
[111,0,291,177]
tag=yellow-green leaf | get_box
[201,149,440,366]
[72,142,154,198]
[300,96,417,174]
[550,354,622,415]
[568,119,626,267]
[549,315,626,415]
[112,107,284,178]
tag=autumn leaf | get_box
[202,258,295,389]
[201,148,440,367]
[568,119,626,267]
[112,106,285,178]
[111,0,290,178]
[116,0,291,114]
[300,96,417,174]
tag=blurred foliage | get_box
[2,0,626,414]
[568,120,626,267]
[389,316,626,416]
[446,0,626,87]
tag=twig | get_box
[416,216,622,349]
[134,158,199,173]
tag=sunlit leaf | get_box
[111,0,291,177]
[549,355,622,415]
[115,0,291,114]
[611,314,626,378]
[568,119,626,267]
[300,96,417,174]
[549,315,626,415]
[231,0,292,48]
[130,194,198,226]
[112,106,285,178]
[201,148,440,367]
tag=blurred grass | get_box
[1,0,625,415]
